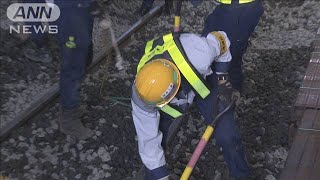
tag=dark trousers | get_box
[22,0,93,109]
[56,7,93,109]
[141,0,155,8]
[202,1,264,91]
[150,74,250,178]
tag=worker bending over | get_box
[55,0,94,139]
[131,31,249,179]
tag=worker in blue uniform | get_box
[53,0,95,140]
[202,0,264,92]
[22,0,95,139]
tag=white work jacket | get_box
[131,32,232,172]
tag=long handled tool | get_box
[180,99,236,180]
[174,0,183,32]
[162,0,184,147]
[100,14,124,71]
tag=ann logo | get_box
[13,5,52,20]
[7,3,60,34]
[7,3,60,22]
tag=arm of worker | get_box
[206,31,232,75]
[179,32,231,78]
[180,32,233,125]
[131,85,170,179]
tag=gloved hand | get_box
[231,89,241,105]
[217,80,233,106]
[218,80,242,106]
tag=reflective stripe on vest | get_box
[216,0,255,4]
[137,33,173,72]
[160,105,183,118]
[145,40,153,53]
[138,33,210,99]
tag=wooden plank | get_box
[280,132,320,180]
[300,109,318,129]
[281,29,320,180]
[280,132,308,180]
[313,110,320,129]
[289,107,305,145]
[306,89,320,108]
[296,88,309,107]
[280,109,320,180]
[296,53,320,108]
[314,39,320,52]
[311,52,320,62]
[296,134,319,180]
[311,146,320,180]
[315,64,320,107]
[303,61,317,87]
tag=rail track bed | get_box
[1,1,320,179]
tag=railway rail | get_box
[0,2,165,141]
[279,27,320,180]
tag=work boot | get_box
[59,107,94,140]
[24,47,52,63]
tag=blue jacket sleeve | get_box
[145,165,170,180]
[214,61,230,73]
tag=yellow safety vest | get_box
[216,0,255,4]
[137,33,211,118]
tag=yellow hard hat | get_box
[135,59,181,107]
